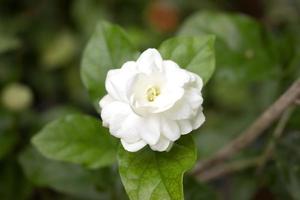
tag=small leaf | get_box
[81,21,138,109]
[32,114,117,169]
[19,146,107,199]
[118,135,196,200]
[159,35,215,84]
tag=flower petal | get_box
[136,48,163,74]
[192,107,205,129]
[105,61,138,102]
[178,119,193,135]
[163,60,190,87]
[150,86,184,113]
[99,95,114,109]
[150,136,172,152]
[121,139,147,152]
[161,118,180,141]
[139,117,160,145]
[116,113,142,143]
[101,101,130,134]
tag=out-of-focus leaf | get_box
[71,0,107,36]
[40,105,81,125]
[0,34,21,54]
[0,132,17,159]
[0,110,17,159]
[0,161,33,200]
[229,173,257,200]
[19,146,107,199]
[32,114,118,169]
[81,21,138,109]
[159,35,215,84]
[264,0,300,25]
[41,31,78,69]
[194,111,255,159]
[273,132,300,200]
[184,177,218,200]
[118,135,196,200]
[178,11,280,111]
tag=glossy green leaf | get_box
[32,114,117,169]
[159,36,215,84]
[118,135,196,200]
[19,146,107,199]
[81,21,138,109]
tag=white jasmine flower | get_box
[99,49,205,152]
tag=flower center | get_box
[146,86,160,102]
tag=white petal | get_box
[121,139,147,152]
[164,86,203,120]
[100,100,118,127]
[150,136,172,152]
[189,72,203,90]
[163,60,190,87]
[101,101,130,135]
[99,95,114,109]
[161,118,180,141]
[136,49,163,74]
[139,117,160,145]
[105,61,138,102]
[116,113,142,143]
[192,108,205,129]
[178,120,193,135]
[186,89,203,110]
[149,86,184,113]
[164,98,193,120]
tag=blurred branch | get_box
[192,79,300,177]
[295,98,300,105]
[198,157,260,182]
[256,106,295,173]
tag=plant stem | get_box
[256,106,295,172]
[197,157,260,182]
[192,79,300,176]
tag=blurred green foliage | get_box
[0,0,299,199]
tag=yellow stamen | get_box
[147,86,160,102]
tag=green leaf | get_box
[81,21,138,110]
[178,11,280,112]
[178,11,278,81]
[159,36,215,84]
[118,135,196,200]
[19,146,107,199]
[32,114,118,169]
